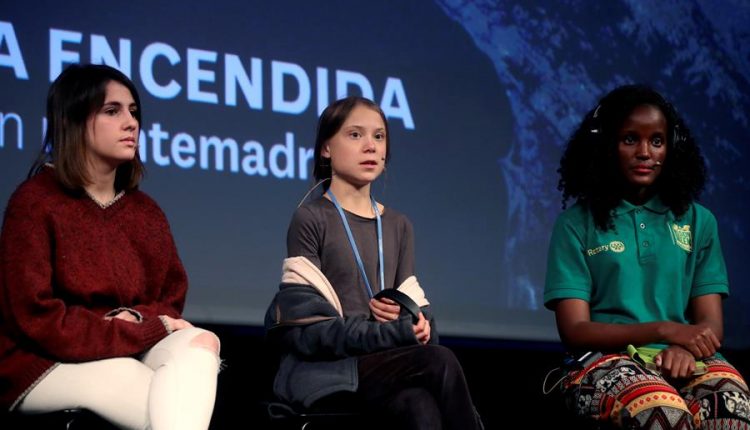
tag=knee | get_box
[623,405,693,429]
[407,344,466,387]
[695,390,750,424]
[422,344,461,372]
[189,331,221,355]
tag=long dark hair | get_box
[557,84,706,230]
[29,63,144,192]
[312,96,390,190]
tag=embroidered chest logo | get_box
[586,241,626,256]
[671,224,692,252]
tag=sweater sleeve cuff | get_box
[157,315,174,335]
[142,317,171,346]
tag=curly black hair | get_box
[557,84,706,231]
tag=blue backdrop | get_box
[1,0,748,348]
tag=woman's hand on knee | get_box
[413,313,431,345]
[160,315,194,332]
[654,345,697,379]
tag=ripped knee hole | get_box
[189,332,221,355]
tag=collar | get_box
[613,196,670,216]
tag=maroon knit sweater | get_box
[0,168,186,409]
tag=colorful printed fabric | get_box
[562,354,750,429]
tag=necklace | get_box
[85,190,125,209]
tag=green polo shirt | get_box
[544,198,728,325]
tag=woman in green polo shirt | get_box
[544,85,749,429]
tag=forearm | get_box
[273,313,417,359]
[31,309,167,361]
[558,319,670,352]
[2,282,170,361]
[689,294,724,343]
[695,316,723,343]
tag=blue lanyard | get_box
[327,191,384,298]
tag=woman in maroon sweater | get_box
[0,64,220,429]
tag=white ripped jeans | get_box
[17,327,221,430]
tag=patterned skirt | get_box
[561,354,750,429]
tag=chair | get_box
[4,409,118,430]
[263,396,366,430]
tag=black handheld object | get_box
[562,351,603,370]
[373,289,421,323]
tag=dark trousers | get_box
[355,344,482,430]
